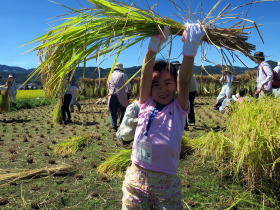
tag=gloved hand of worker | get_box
[182,23,205,57]
[148,26,170,52]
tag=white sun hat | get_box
[114,63,124,71]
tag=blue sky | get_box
[0,0,280,70]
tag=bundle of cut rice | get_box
[97,149,132,178]
[24,0,274,96]
[53,135,91,155]
[0,164,73,184]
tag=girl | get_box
[122,23,205,209]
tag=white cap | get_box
[8,74,14,78]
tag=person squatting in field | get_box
[108,63,131,131]
[253,51,273,98]
[116,100,140,145]
[232,88,249,103]
[121,23,205,209]
[214,67,233,110]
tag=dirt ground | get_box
[0,97,264,209]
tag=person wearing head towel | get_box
[253,51,273,98]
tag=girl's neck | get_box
[154,99,174,110]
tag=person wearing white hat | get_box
[6,74,17,105]
[214,67,234,110]
[108,63,131,131]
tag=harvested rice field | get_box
[0,97,274,209]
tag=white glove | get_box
[148,26,170,52]
[182,23,205,57]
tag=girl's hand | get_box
[182,23,205,57]
[148,26,170,52]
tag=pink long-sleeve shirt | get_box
[131,98,187,175]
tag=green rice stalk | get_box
[97,149,132,178]
[180,136,195,158]
[188,130,232,175]
[24,0,259,97]
[192,98,280,189]
[53,135,90,155]
[0,90,10,113]
[52,100,63,124]
[227,98,280,188]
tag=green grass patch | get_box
[17,90,45,99]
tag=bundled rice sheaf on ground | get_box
[97,149,132,178]
[53,135,92,155]
[0,165,73,184]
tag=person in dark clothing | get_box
[188,86,197,124]
[109,93,126,131]
[107,63,131,131]
[61,93,72,125]
[61,84,76,125]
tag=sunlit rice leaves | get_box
[191,97,280,189]
[26,0,259,97]
[227,98,280,183]
[16,90,45,99]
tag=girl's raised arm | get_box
[139,27,170,104]
[139,50,157,103]
[177,23,205,110]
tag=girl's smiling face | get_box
[151,71,177,105]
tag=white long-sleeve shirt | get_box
[219,74,233,87]
[189,76,199,92]
[107,70,131,108]
[116,101,139,141]
[273,65,280,78]
[257,61,273,91]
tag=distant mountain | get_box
[0,60,277,85]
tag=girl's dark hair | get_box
[153,60,178,81]
[239,88,248,97]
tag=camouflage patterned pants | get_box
[122,164,182,210]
